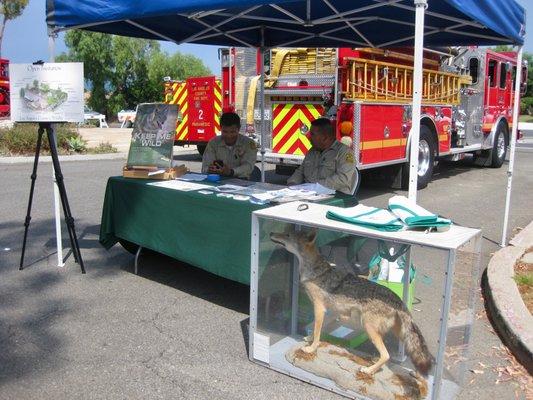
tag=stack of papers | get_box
[326,205,404,232]
[178,173,208,181]
[148,180,211,191]
[388,196,451,230]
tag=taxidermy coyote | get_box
[270,228,434,376]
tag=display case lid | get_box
[253,202,481,251]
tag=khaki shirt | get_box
[201,134,257,178]
[287,141,356,195]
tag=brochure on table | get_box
[10,62,84,123]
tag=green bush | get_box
[88,142,118,154]
[0,123,81,156]
[66,136,88,153]
[520,97,533,116]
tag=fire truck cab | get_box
[0,59,9,118]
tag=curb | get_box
[0,148,200,165]
[484,222,533,374]
[0,153,128,164]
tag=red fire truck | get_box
[165,47,527,188]
[0,59,9,118]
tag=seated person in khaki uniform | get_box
[201,112,257,179]
[287,117,356,195]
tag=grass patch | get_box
[514,257,533,314]
[88,142,118,154]
[0,123,82,156]
[0,124,118,156]
[519,115,533,123]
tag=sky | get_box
[2,0,533,75]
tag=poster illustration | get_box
[10,63,84,122]
[126,103,180,168]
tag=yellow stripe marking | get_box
[273,104,293,128]
[273,113,301,147]
[439,134,448,142]
[279,130,301,153]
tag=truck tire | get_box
[401,125,436,190]
[489,123,508,168]
[197,144,207,155]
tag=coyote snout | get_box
[270,227,434,376]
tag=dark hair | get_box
[220,112,241,128]
[311,117,334,137]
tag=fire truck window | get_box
[499,63,508,89]
[468,58,479,84]
[488,60,497,87]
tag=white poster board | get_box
[9,63,84,123]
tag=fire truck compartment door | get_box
[359,105,404,164]
[271,103,323,156]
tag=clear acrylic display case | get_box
[249,202,481,400]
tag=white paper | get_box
[148,169,166,176]
[289,182,335,195]
[178,173,208,181]
[213,184,246,193]
[10,63,84,122]
[253,332,270,364]
[148,180,211,191]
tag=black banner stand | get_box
[19,122,85,273]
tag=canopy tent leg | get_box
[407,0,427,202]
[259,47,266,183]
[49,31,64,267]
[501,46,523,247]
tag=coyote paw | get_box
[360,366,376,375]
[301,345,317,354]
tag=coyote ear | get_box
[305,228,318,243]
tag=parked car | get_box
[83,106,108,128]
[118,109,136,128]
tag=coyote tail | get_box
[398,311,434,376]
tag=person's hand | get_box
[220,164,233,176]
[208,164,221,174]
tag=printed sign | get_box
[126,103,179,168]
[10,63,84,122]
[188,76,216,141]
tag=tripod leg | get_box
[46,125,86,274]
[20,127,44,270]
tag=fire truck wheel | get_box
[489,123,508,168]
[197,144,207,155]
[401,126,436,190]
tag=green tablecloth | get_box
[99,176,355,285]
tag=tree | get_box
[0,0,29,56]
[58,30,211,117]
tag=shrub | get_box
[520,97,533,116]
[0,123,81,156]
[66,136,88,153]
[88,142,118,154]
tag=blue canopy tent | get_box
[45,0,526,247]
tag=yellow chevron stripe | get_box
[273,104,293,128]
[177,124,189,140]
[214,102,222,113]
[273,112,302,147]
[294,147,305,156]
[300,134,312,149]
[180,101,188,115]
[279,129,302,153]
[306,105,322,119]
[172,83,185,101]
[171,87,183,104]
[176,88,188,106]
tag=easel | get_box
[19,122,85,273]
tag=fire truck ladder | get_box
[344,57,471,105]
